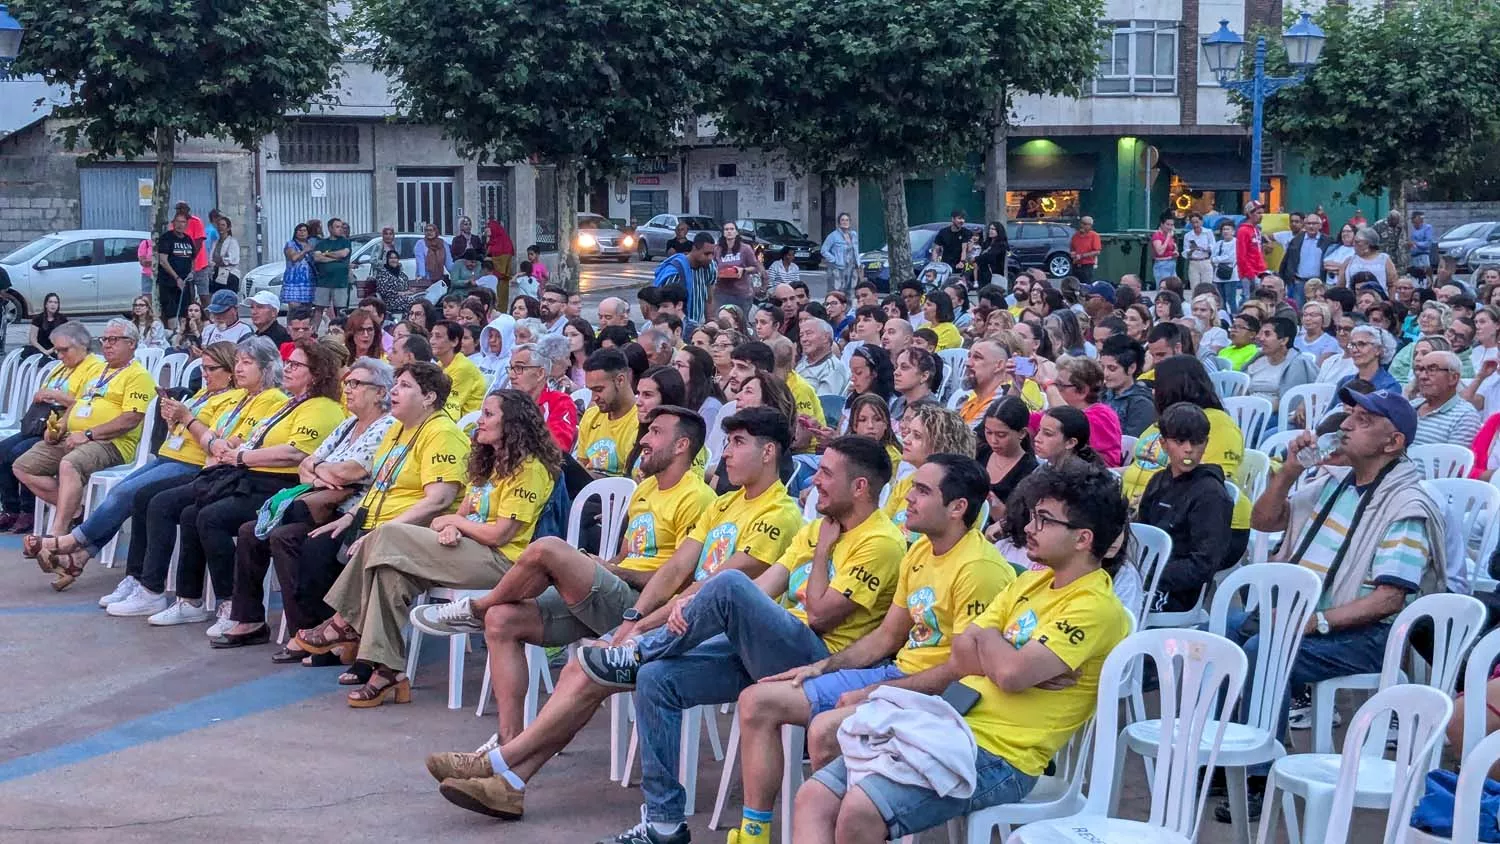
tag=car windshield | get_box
[907,230,933,256]
[3,236,66,265]
[1445,222,1493,240]
[681,216,716,230]
[578,215,610,230]
[757,221,801,238]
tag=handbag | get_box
[193,463,247,500]
[19,401,62,438]
[1215,262,1234,281]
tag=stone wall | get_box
[0,124,82,255]
[1409,202,1500,238]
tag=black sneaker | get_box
[1213,778,1265,823]
[597,808,690,844]
[577,641,642,689]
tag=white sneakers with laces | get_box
[410,597,484,635]
[205,602,235,637]
[99,576,140,608]
[105,584,170,617]
[147,598,212,626]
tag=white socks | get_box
[486,748,526,790]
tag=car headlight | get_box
[621,235,635,248]
[577,232,597,248]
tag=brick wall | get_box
[1410,202,1500,238]
[0,124,82,255]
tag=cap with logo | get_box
[1336,387,1417,446]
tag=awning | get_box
[1007,154,1096,191]
[1162,152,1251,191]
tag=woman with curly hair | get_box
[296,385,561,707]
[882,403,976,537]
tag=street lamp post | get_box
[1202,12,1325,203]
[0,4,23,77]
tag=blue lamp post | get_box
[0,3,24,77]
[1202,12,1325,202]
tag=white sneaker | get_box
[99,575,140,608]
[411,597,484,636]
[148,598,212,626]
[106,585,170,617]
[205,602,235,638]
[475,733,499,754]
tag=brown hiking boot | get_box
[425,749,494,782]
[438,775,524,819]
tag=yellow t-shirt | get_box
[786,370,826,454]
[464,456,554,561]
[881,474,916,541]
[885,445,902,478]
[575,405,640,476]
[960,568,1131,774]
[774,511,906,654]
[894,530,1016,675]
[360,412,471,528]
[619,472,718,573]
[67,361,155,462]
[50,353,105,399]
[932,321,963,351]
[158,387,248,466]
[1122,407,1249,529]
[443,353,488,419]
[688,481,803,581]
[243,396,347,474]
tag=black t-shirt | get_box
[30,313,67,351]
[155,231,197,283]
[933,225,968,270]
[256,321,292,346]
[667,237,693,255]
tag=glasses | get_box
[508,363,542,373]
[100,335,134,344]
[284,359,308,371]
[343,378,380,390]
[1335,325,1354,334]
[355,326,376,334]
[1347,340,1376,351]
[1028,511,1085,532]
[712,341,735,350]
[1414,364,1457,375]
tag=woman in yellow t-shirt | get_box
[921,291,964,351]
[1120,355,1250,567]
[42,341,240,586]
[298,388,563,708]
[883,403,977,537]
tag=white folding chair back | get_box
[946,389,969,411]
[0,353,42,431]
[1260,684,1452,844]
[456,409,480,436]
[938,348,969,400]
[1409,443,1476,480]
[1277,382,1336,432]
[0,348,24,422]
[1129,522,1173,625]
[567,477,638,558]
[1409,731,1500,844]
[1221,395,1273,449]
[177,357,202,388]
[157,352,187,389]
[1211,369,1249,398]
[1118,435,1137,467]
[1422,478,1500,594]
[1234,448,1271,506]
[134,347,164,370]
[1257,428,1305,461]
[1459,629,1500,762]
[570,386,591,412]
[801,485,819,521]
[703,400,737,473]
[1008,628,1248,844]
[1311,592,1488,755]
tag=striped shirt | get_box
[1411,394,1482,448]
[1296,481,1429,611]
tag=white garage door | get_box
[264,171,374,249]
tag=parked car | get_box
[576,214,635,262]
[635,214,719,260]
[736,218,821,270]
[0,229,152,322]
[1466,240,1500,271]
[1439,221,1500,274]
[1008,220,1077,279]
[859,223,984,290]
[242,233,422,301]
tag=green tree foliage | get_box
[357,0,723,292]
[1259,1,1500,200]
[12,0,341,231]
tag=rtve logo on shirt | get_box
[515,488,539,503]
[129,391,153,402]
[1054,618,1087,646]
[849,564,882,591]
[432,453,458,465]
[293,426,321,438]
[751,520,782,541]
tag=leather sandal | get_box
[23,534,57,561]
[347,666,410,708]
[49,550,90,592]
[292,616,359,655]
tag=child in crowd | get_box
[511,261,539,300]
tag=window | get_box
[278,122,361,165]
[42,239,95,269]
[773,180,786,202]
[1095,20,1177,95]
[716,163,738,178]
[102,238,141,264]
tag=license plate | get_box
[865,262,881,270]
[795,250,809,257]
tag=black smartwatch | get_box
[622,608,643,622]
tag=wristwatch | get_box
[83,429,94,441]
[1314,612,1330,635]
[621,608,643,622]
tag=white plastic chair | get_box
[946,389,970,411]
[1211,369,1250,399]
[1005,628,1249,844]
[1456,628,1500,763]
[569,386,591,412]
[1408,730,1500,844]
[1257,428,1305,461]
[1234,448,1271,506]
[82,395,160,569]
[157,352,187,389]
[1310,593,1488,755]
[0,353,44,435]
[1259,684,1453,844]
[1222,395,1273,449]
[703,400,737,474]
[938,348,969,400]
[1122,565,1322,844]
[1409,443,1476,480]
[456,409,480,436]
[177,357,202,389]
[801,485,820,521]
[1118,435,1137,467]
[1422,478,1500,594]
[0,348,25,422]
[1129,522,1173,626]
[133,347,164,371]
[1277,382,1336,433]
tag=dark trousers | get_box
[1073,264,1094,284]
[230,502,344,631]
[0,432,40,513]
[122,472,197,581]
[177,485,289,602]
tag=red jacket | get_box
[1236,222,1267,279]
[536,389,580,453]
[1469,413,1500,480]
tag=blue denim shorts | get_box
[801,663,906,717]
[809,744,1037,839]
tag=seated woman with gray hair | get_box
[20,318,156,590]
[215,356,398,653]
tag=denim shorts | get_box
[810,745,1037,839]
[802,663,906,717]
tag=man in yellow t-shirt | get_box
[796,459,1131,843]
[574,348,639,477]
[569,432,905,842]
[432,320,487,419]
[730,455,1012,843]
[428,407,803,822]
[415,406,714,746]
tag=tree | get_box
[976,0,1105,224]
[357,0,723,293]
[12,0,341,233]
[714,0,1001,286]
[1258,1,1500,208]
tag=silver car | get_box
[575,214,635,263]
[634,213,718,261]
[0,229,152,321]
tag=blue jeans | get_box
[70,457,198,558]
[633,570,830,823]
[1216,278,1240,311]
[0,432,41,514]
[1224,608,1389,775]
[1153,259,1178,284]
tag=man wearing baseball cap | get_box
[1233,201,1269,311]
[1085,280,1115,306]
[1230,386,1448,823]
[201,289,252,346]
[246,291,291,347]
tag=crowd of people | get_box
[14,203,1500,844]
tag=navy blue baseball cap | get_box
[1337,387,1417,446]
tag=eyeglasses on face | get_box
[508,363,542,373]
[284,359,308,371]
[343,378,380,390]
[1028,510,1086,531]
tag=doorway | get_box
[698,189,738,224]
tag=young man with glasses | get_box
[539,286,569,336]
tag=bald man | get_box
[598,297,631,328]
[773,282,802,352]
[881,318,913,357]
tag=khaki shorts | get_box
[534,564,640,646]
[14,439,125,481]
[313,286,351,309]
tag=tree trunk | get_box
[150,126,176,235]
[880,170,912,291]
[983,90,1009,225]
[555,156,581,294]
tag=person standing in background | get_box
[1070,216,1102,285]
[1236,201,1269,306]
[1150,212,1178,286]
[174,201,210,309]
[820,212,860,296]
[450,216,482,263]
[137,237,155,300]
[209,215,240,294]
[1278,213,1330,306]
[666,220,693,256]
[1409,211,1436,282]
[1182,213,1214,290]
[156,214,198,329]
[312,218,353,328]
[485,219,516,304]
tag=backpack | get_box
[652,252,692,288]
[532,472,573,541]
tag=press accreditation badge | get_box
[74,402,93,419]
[166,435,185,451]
